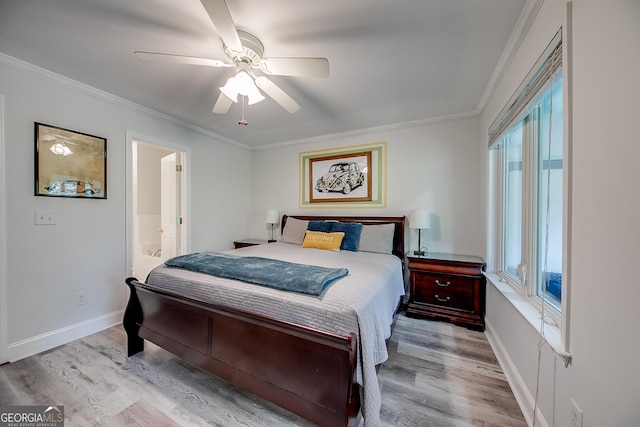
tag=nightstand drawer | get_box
[413,273,474,311]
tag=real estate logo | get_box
[0,405,64,427]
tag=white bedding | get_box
[145,242,405,426]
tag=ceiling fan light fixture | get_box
[235,71,264,105]
[220,77,239,102]
[245,85,265,105]
[220,71,264,105]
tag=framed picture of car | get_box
[34,122,107,199]
[300,142,386,208]
[309,151,371,203]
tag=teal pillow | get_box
[307,220,333,232]
[330,222,363,252]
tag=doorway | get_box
[128,134,188,281]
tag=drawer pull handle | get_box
[435,279,451,287]
[435,294,450,302]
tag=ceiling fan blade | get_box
[212,92,233,114]
[258,57,329,78]
[200,0,243,55]
[254,76,301,113]
[135,51,231,67]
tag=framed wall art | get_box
[34,122,107,199]
[300,141,386,208]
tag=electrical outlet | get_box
[570,398,583,427]
[76,291,88,306]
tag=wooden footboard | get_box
[124,277,361,427]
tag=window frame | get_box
[495,106,563,324]
[489,30,567,331]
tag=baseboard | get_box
[484,318,549,427]
[6,310,123,362]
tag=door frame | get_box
[125,130,190,279]
[0,95,7,363]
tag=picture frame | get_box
[300,141,386,208]
[309,151,372,203]
[35,122,107,199]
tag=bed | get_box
[123,215,406,427]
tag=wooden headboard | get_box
[281,215,407,260]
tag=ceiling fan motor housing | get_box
[225,30,264,65]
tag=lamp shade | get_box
[220,71,265,105]
[236,71,265,105]
[220,76,239,102]
[409,210,430,229]
[265,209,280,224]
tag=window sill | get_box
[485,272,572,364]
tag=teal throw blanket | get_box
[165,252,348,296]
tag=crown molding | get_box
[0,52,249,150]
[477,0,545,114]
[252,109,480,151]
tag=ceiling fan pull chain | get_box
[238,95,248,125]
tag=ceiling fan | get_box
[135,0,329,115]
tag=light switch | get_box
[35,210,56,225]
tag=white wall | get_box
[250,116,486,257]
[568,0,640,425]
[481,1,640,426]
[0,55,252,361]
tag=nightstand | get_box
[233,239,268,249]
[406,253,486,331]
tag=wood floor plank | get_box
[0,313,525,426]
[108,399,180,427]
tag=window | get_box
[489,32,564,318]
[535,79,563,311]
[504,122,523,284]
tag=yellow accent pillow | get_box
[301,231,345,251]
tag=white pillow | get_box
[281,217,309,245]
[358,223,395,254]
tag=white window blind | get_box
[488,31,562,148]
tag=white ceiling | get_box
[0,0,527,148]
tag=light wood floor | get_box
[0,313,526,426]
